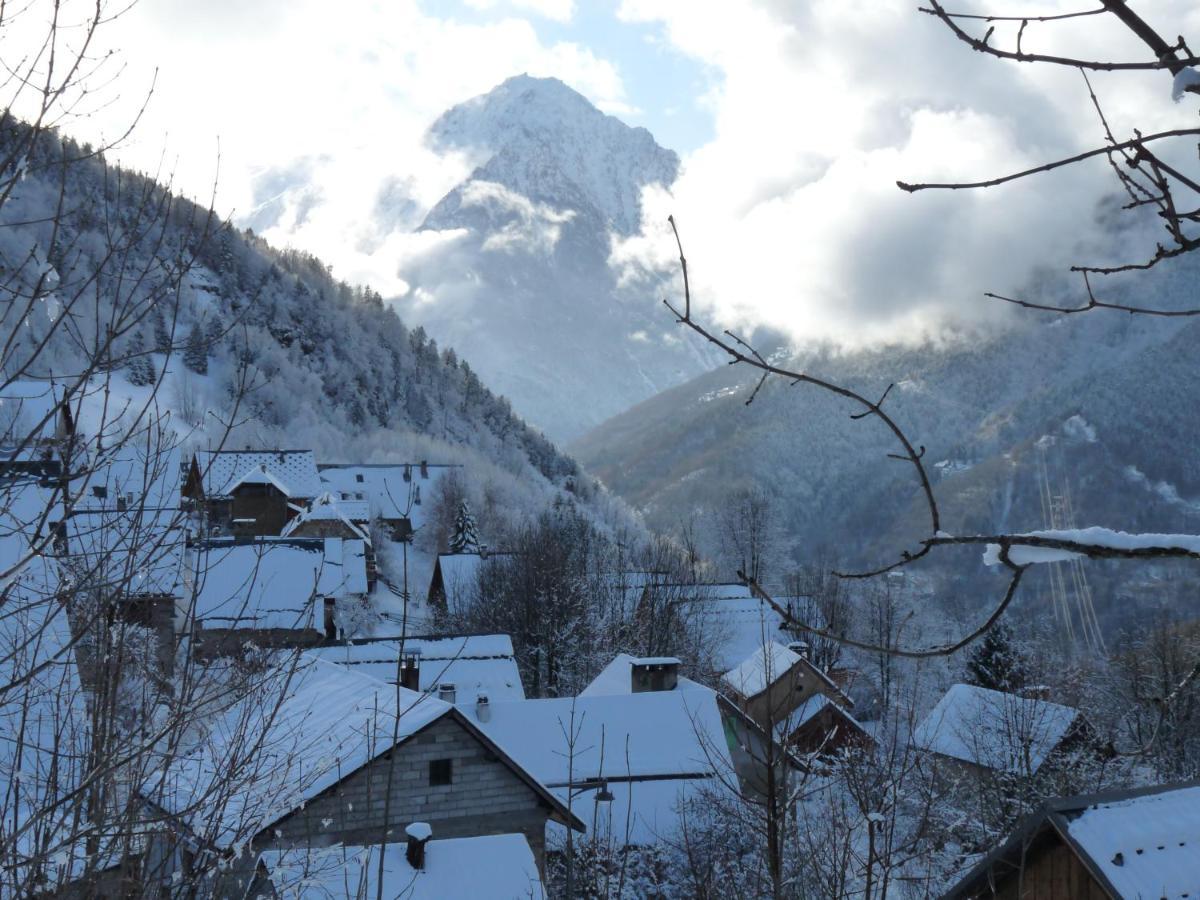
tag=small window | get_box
[92,485,107,499]
[355,473,364,483]
[429,758,452,786]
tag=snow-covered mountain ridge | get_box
[389,75,718,442]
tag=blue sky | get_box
[434,0,719,153]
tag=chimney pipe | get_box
[475,693,491,722]
[405,822,432,871]
[437,683,456,704]
[420,460,429,479]
[399,653,420,691]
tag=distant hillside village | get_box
[2,378,1199,900]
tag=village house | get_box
[912,683,1094,781]
[427,549,514,614]
[943,779,1200,899]
[309,632,526,705]
[721,641,869,756]
[0,379,74,459]
[183,449,323,536]
[185,536,369,654]
[135,655,583,896]
[318,461,461,541]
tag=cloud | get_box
[612,0,1200,344]
[462,181,576,255]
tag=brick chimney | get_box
[405,822,432,870]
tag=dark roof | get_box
[942,778,1200,899]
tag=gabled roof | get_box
[141,656,455,849]
[258,833,545,899]
[317,463,461,529]
[141,654,581,851]
[477,690,732,787]
[280,493,371,542]
[720,641,850,706]
[190,538,367,630]
[912,683,1080,775]
[309,634,526,702]
[673,585,790,671]
[193,450,322,499]
[944,779,1200,900]
[432,552,492,610]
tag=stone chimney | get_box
[399,653,420,691]
[405,822,432,870]
[787,640,810,659]
[630,657,680,693]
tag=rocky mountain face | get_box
[571,259,1200,635]
[393,75,718,442]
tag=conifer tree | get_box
[125,330,156,386]
[183,323,208,375]
[449,501,481,554]
[153,307,172,353]
[965,622,1027,693]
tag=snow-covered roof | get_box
[72,444,183,511]
[228,463,293,497]
[308,634,525,702]
[721,641,802,700]
[912,683,1080,774]
[946,779,1200,900]
[477,690,732,786]
[280,492,371,541]
[317,463,460,529]
[675,585,791,671]
[0,379,68,447]
[550,776,730,847]
[580,653,706,697]
[772,694,865,746]
[259,832,545,899]
[193,450,322,499]
[1065,782,1200,897]
[142,655,454,849]
[190,538,367,630]
[433,552,488,610]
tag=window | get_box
[92,485,107,499]
[355,473,364,483]
[429,758,452,786]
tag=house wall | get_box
[259,714,554,868]
[969,838,1110,899]
[744,664,817,729]
[230,487,290,536]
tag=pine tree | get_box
[965,622,1027,693]
[125,330,156,386]
[184,323,208,375]
[449,501,481,555]
[153,307,172,353]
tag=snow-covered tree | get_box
[125,329,156,386]
[184,322,208,375]
[965,622,1027,694]
[449,500,480,554]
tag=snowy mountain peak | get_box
[425,74,678,235]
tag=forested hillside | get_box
[1,120,624,534]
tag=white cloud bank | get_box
[611,0,1200,344]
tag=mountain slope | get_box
[392,75,718,442]
[571,259,1200,628]
[0,121,617,541]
